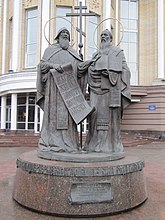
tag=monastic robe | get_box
[37,43,82,153]
[79,45,131,153]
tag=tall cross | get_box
[66,2,95,149]
[66,1,95,59]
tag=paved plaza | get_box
[0,136,165,220]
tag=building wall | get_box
[138,0,158,85]
[164,0,165,72]
[121,86,165,132]
[0,0,3,73]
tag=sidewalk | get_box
[0,136,165,220]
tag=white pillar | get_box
[11,94,17,130]
[115,0,119,45]
[1,96,6,129]
[103,0,111,30]
[2,0,8,75]
[40,108,44,131]
[11,0,22,72]
[34,105,38,133]
[41,0,50,57]
[158,0,164,79]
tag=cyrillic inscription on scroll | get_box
[51,63,93,124]
[70,181,113,204]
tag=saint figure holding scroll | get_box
[37,28,86,154]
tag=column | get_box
[103,0,111,30]
[115,0,119,45]
[40,108,44,131]
[1,96,6,129]
[11,0,22,72]
[34,105,38,133]
[158,0,164,79]
[1,0,8,75]
[41,0,50,57]
[11,94,17,130]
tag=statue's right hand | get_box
[87,55,101,66]
[92,55,101,63]
[55,65,64,73]
[40,62,50,73]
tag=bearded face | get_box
[100,30,112,50]
[100,40,111,50]
[58,30,70,50]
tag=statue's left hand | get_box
[42,73,48,82]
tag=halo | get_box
[44,16,76,46]
[93,18,124,49]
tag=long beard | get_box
[100,40,111,50]
[59,38,69,50]
[99,40,112,55]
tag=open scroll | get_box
[50,63,93,124]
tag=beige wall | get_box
[138,0,158,85]
[56,0,74,6]
[0,1,3,75]
[89,0,102,15]
[164,0,165,74]
[121,86,165,132]
[23,0,38,8]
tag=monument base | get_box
[38,149,125,162]
[13,150,147,217]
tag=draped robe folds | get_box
[37,44,82,153]
[78,45,131,153]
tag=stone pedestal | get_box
[13,150,147,217]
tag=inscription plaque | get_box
[51,64,93,124]
[69,181,113,204]
[16,157,145,176]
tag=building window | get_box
[6,96,11,129]
[28,95,35,129]
[25,8,38,68]
[120,0,138,85]
[78,119,88,133]
[87,14,99,58]
[17,94,26,129]
[17,93,36,130]
[56,6,72,38]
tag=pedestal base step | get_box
[13,150,147,217]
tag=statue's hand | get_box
[102,70,109,77]
[55,65,64,73]
[42,73,48,82]
[92,55,101,63]
[40,62,50,73]
[85,56,101,67]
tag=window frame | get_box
[120,0,139,85]
[24,7,38,69]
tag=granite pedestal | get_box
[13,150,147,217]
